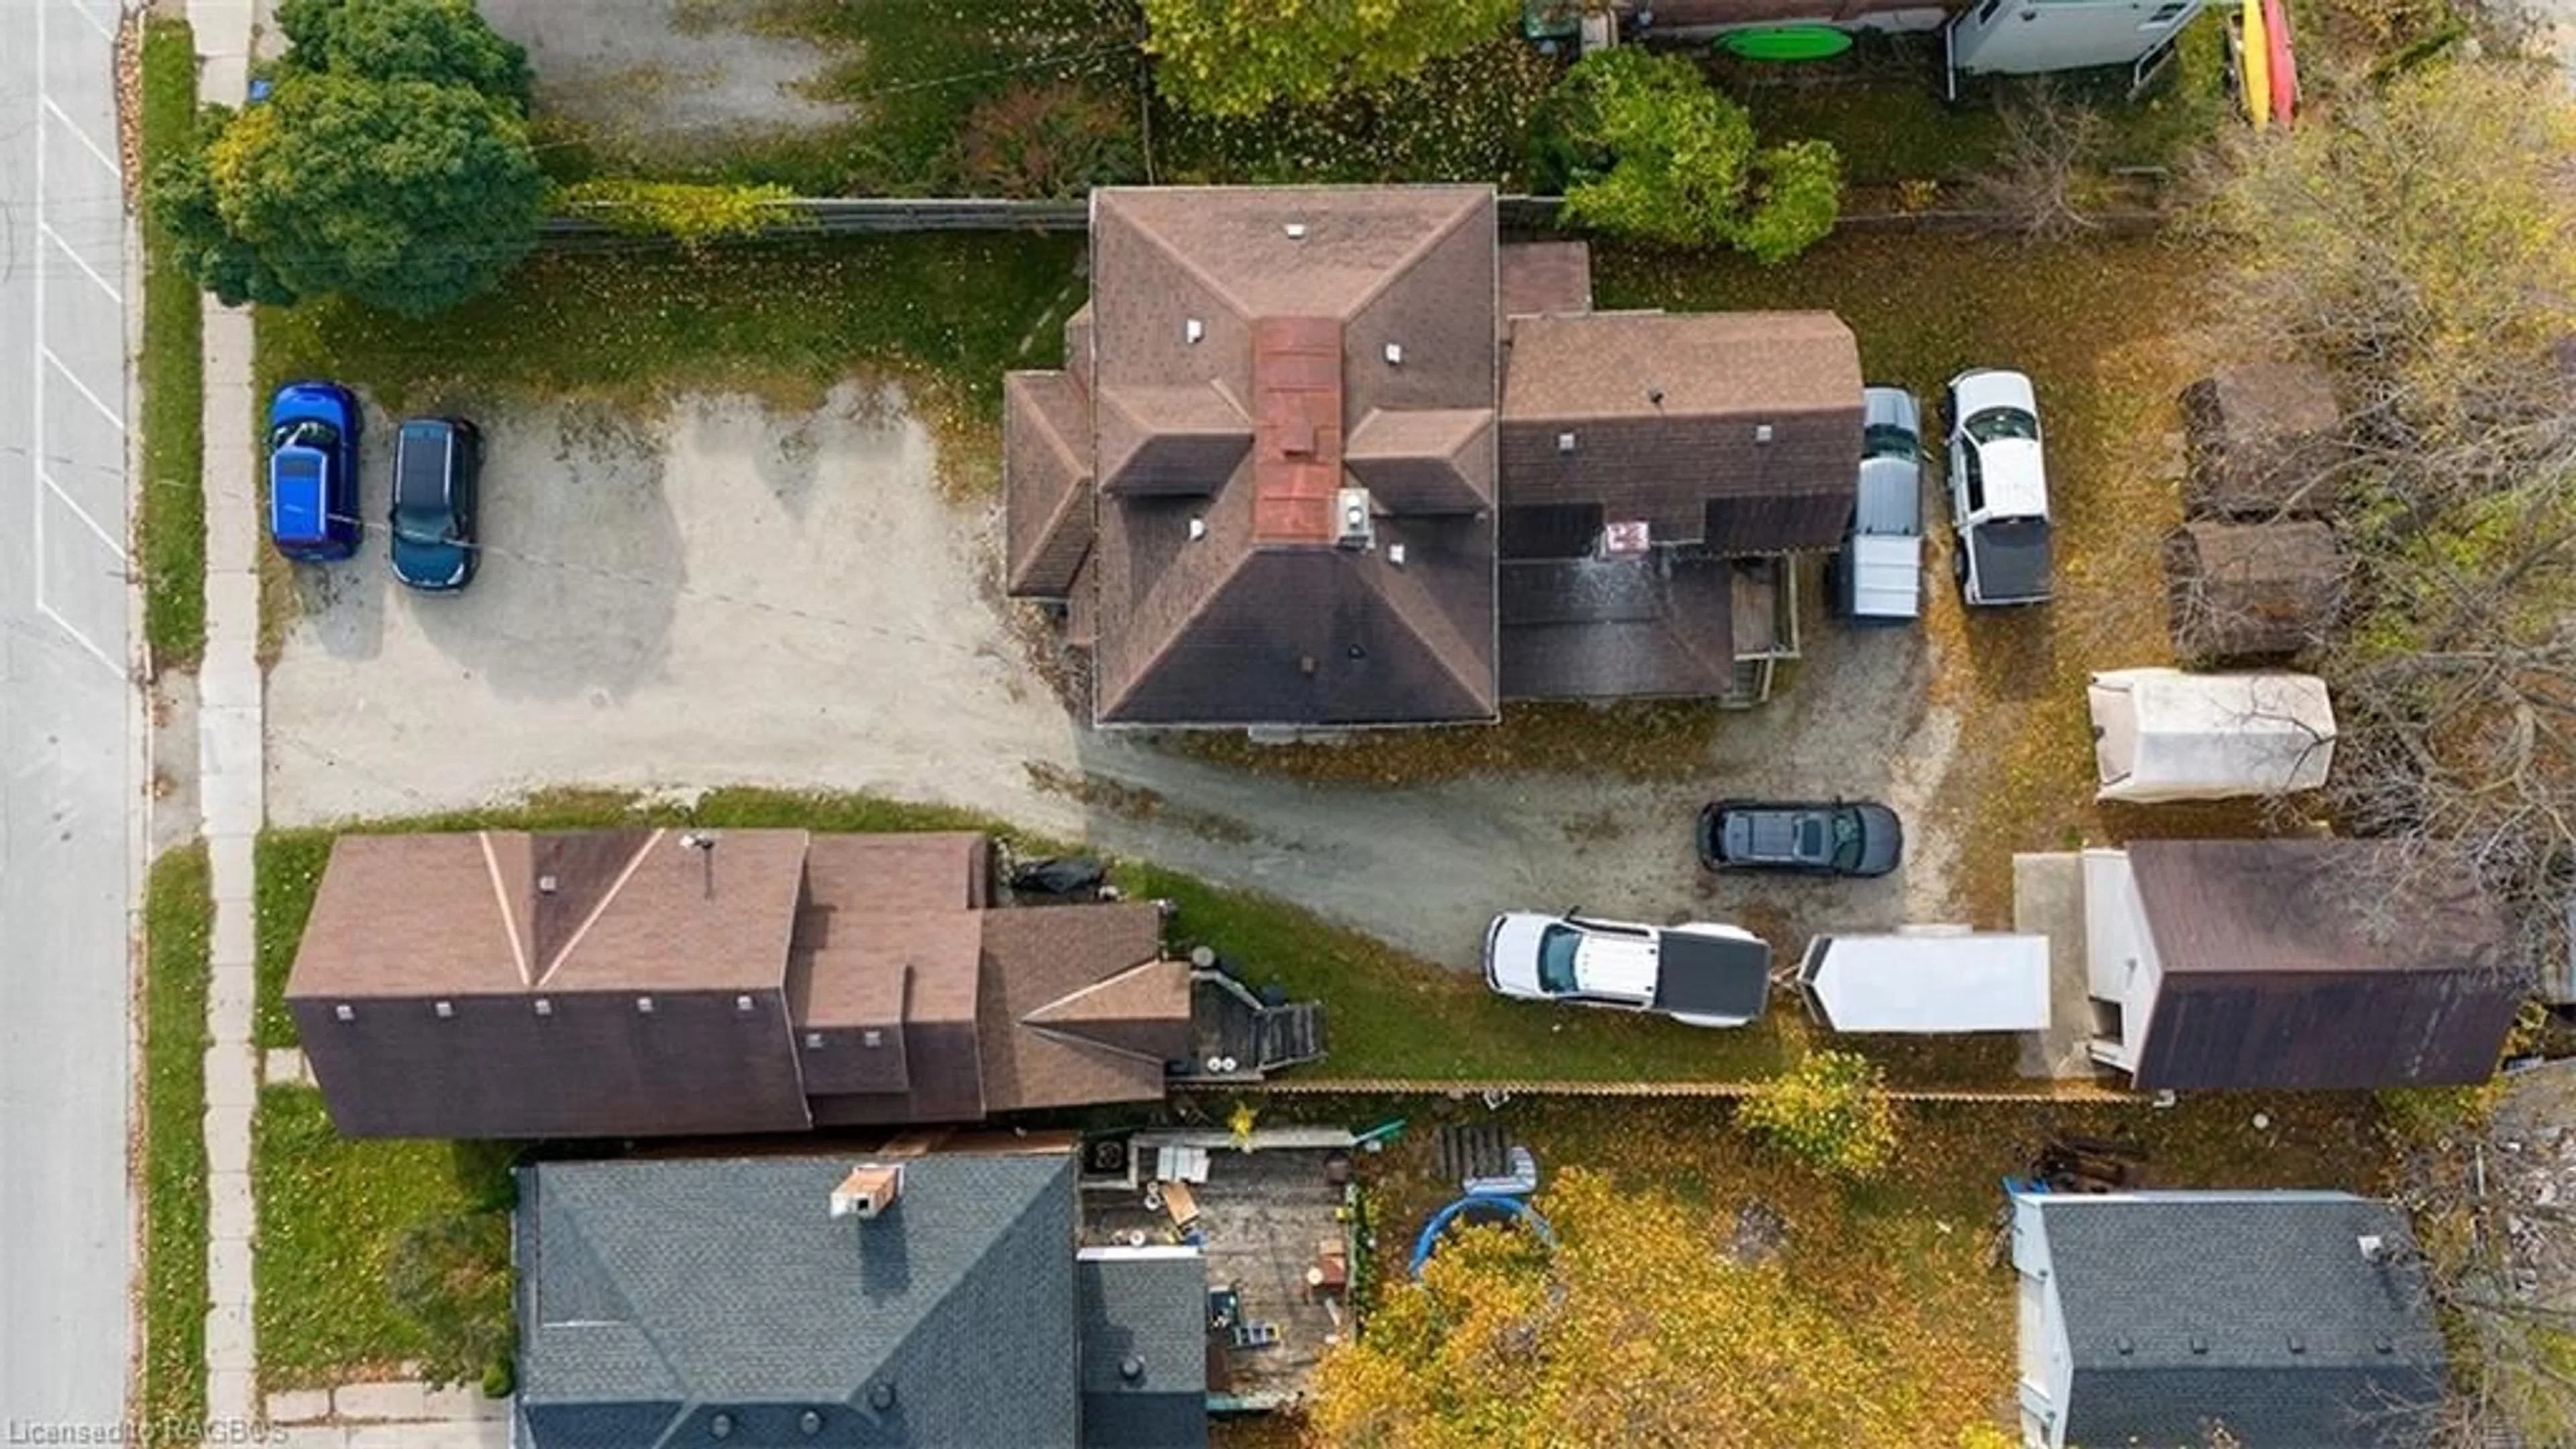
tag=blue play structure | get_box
[1408,1193,1558,1278]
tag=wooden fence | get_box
[539,193,2164,242]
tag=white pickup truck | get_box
[1481,912,1772,1028]
[1943,368,2053,607]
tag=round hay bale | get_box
[2178,362,2345,520]
[2164,519,2347,663]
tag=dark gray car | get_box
[1697,800,1903,877]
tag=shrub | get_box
[1536,48,1843,263]
[1145,0,1517,117]
[559,179,805,246]
[951,82,1141,199]
[1738,1050,1898,1181]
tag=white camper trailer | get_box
[2088,667,2334,804]
[1796,928,2052,1033]
[1947,0,2208,78]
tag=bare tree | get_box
[2182,54,2576,984]
[1971,80,2112,241]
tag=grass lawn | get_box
[1318,1089,2386,1446]
[254,233,1082,420]
[1593,231,2268,924]
[142,845,213,1432]
[1712,15,2231,188]
[252,1085,517,1391]
[138,17,205,669]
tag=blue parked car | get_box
[266,381,362,561]
[389,417,482,592]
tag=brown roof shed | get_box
[2180,362,2345,520]
[2164,519,2347,663]
[1499,312,1862,552]
[2126,840,2522,1091]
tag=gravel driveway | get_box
[266,390,1966,970]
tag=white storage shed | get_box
[2088,667,2334,804]
[1796,928,2052,1033]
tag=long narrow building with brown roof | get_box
[286,828,1192,1139]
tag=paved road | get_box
[0,0,136,1436]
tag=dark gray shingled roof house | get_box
[517,1151,1210,1449]
[2009,1191,2446,1449]
[1004,185,1861,727]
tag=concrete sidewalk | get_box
[187,0,265,1429]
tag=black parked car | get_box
[1697,800,1903,877]
[389,416,481,592]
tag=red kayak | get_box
[2263,0,2299,125]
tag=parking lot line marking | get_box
[58,0,114,44]
[41,471,122,555]
[34,598,123,674]
[41,347,125,434]
[39,222,120,305]
[40,93,117,175]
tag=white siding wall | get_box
[2009,1194,2075,1448]
[2081,849,2165,1073]
[1951,0,2206,76]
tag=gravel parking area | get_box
[265,388,1966,969]
[479,0,852,161]
[264,386,1084,830]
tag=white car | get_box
[1942,368,2052,606]
[1481,912,1772,1028]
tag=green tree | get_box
[1311,1169,1919,1448]
[1737,1049,1897,1181]
[153,73,545,315]
[274,0,532,107]
[386,1210,515,1390]
[1144,0,1517,117]
[1540,48,1841,263]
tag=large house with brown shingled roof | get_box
[1006,184,1864,728]
[286,828,1192,1139]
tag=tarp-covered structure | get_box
[1796,930,2051,1033]
[2088,667,2335,803]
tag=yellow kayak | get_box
[2242,0,2272,129]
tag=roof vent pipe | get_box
[1120,1356,1146,1383]
[537,873,558,894]
[830,1163,905,1221]
[1188,517,1206,541]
